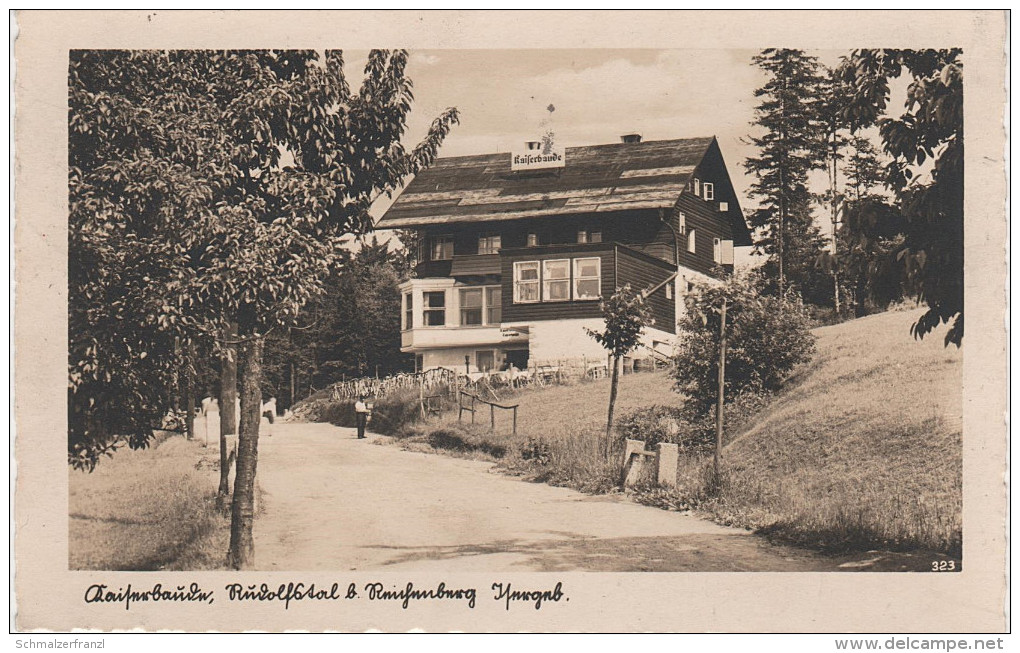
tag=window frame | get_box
[403,292,413,331]
[513,261,541,304]
[687,229,697,254]
[719,201,729,212]
[692,178,701,196]
[458,287,485,327]
[677,211,686,234]
[477,233,502,256]
[713,237,722,263]
[422,290,447,327]
[429,235,454,261]
[542,258,571,302]
[572,257,602,301]
[526,233,539,247]
[486,286,502,324]
[576,229,602,244]
[703,182,715,201]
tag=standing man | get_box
[354,394,372,439]
[261,397,277,437]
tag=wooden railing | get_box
[457,390,519,435]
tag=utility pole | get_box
[714,298,728,485]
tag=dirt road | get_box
[251,422,843,572]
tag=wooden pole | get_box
[714,298,727,484]
[512,406,517,436]
[490,403,495,431]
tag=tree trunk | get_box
[184,342,196,440]
[228,333,263,570]
[605,354,621,459]
[830,147,842,315]
[289,362,296,411]
[219,322,238,499]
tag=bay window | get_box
[459,288,484,326]
[573,257,601,300]
[423,291,446,326]
[542,259,570,301]
[486,287,502,324]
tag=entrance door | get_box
[476,350,496,373]
[505,349,529,371]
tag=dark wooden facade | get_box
[380,136,751,338]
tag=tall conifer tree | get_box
[743,49,829,302]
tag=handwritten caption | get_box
[83,581,566,611]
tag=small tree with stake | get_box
[585,285,651,459]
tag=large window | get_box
[486,287,502,324]
[573,257,601,300]
[513,261,540,303]
[459,288,484,326]
[403,292,413,330]
[542,259,570,301]
[478,233,501,255]
[423,291,446,326]
[429,235,454,261]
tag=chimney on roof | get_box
[620,133,642,144]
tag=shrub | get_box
[673,271,816,415]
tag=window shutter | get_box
[720,240,734,265]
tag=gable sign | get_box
[511,146,565,171]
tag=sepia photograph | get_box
[13,9,1007,635]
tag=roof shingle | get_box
[377,136,715,228]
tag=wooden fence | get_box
[328,367,458,401]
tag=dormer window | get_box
[703,182,715,201]
[577,229,602,244]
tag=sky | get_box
[354,49,862,265]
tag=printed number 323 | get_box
[931,560,957,571]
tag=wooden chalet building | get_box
[376,135,752,374]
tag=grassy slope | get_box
[713,308,962,555]
[431,369,682,438]
[69,436,229,570]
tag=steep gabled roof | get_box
[376,136,716,228]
